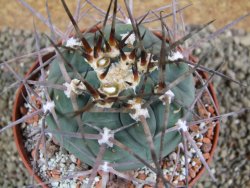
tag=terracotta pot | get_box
[13,52,55,188]
[12,34,220,188]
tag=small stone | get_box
[76,182,81,188]
[128,183,136,188]
[207,106,215,114]
[196,142,203,148]
[178,181,185,186]
[31,149,38,160]
[202,137,211,144]
[137,173,147,180]
[197,103,210,118]
[189,168,196,179]
[52,136,60,146]
[69,163,76,171]
[196,138,203,143]
[46,145,57,158]
[162,161,172,168]
[201,143,212,153]
[25,114,39,124]
[20,106,28,115]
[173,175,179,182]
[70,154,77,163]
[191,161,196,167]
[193,158,201,166]
[173,180,178,185]
[190,125,200,132]
[228,179,233,185]
[238,34,250,46]
[51,181,59,187]
[165,174,171,181]
[169,152,177,161]
[192,165,200,173]
[6,163,15,172]
[206,127,214,139]
[50,170,61,180]
[176,164,182,171]
[76,158,81,167]
[95,180,102,188]
[203,153,210,160]
[77,176,85,181]
[194,48,202,55]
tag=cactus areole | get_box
[46,24,195,171]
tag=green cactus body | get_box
[46,23,195,171]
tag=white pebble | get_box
[69,163,75,171]
[69,154,77,163]
[51,181,59,187]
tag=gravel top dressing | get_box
[0,25,249,187]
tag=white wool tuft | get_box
[43,101,55,113]
[65,37,82,48]
[70,79,86,95]
[98,127,114,147]
[128,99,150,121]
[63,82,72,98]
[168,51,183,61]
[63,79,86,98]
[99,161,110,172]
[106,47,120,58]
[176,119,188,132]
[159,90,175,105]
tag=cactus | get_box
[1,0,250,187]
[46,22,195,171]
